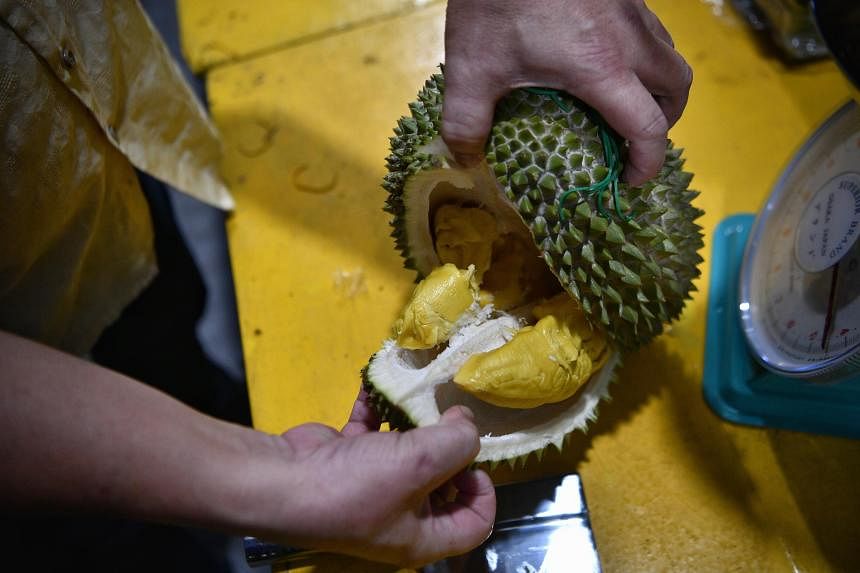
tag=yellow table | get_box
[179,1,860,571]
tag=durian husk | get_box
[368,70,703,465]
[383,72,704,350]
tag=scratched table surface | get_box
[177,1,860,571]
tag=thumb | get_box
[441,69,505,167]
[401,406,481,489]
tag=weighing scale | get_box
[703,0,860,437]
[703,100,860,436]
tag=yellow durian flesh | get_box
[454,295,609,409]
[395,205,610,409]
[393,263,479,349]
[479,234,530,310]
[434,205,558,310]
[533,293,610,371]
[434,205,498,282]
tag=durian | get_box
[364,71,703,465]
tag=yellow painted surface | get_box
[177,0,442,72]
[187,1,860,571]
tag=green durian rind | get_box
[383,73,704,350]
[382,74,447,272]
[361,362,415,433]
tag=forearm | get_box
[0,330,495,566]
[0,330,273,531]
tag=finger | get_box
[280,422,342,453]
[417,469,497,562]
[632,37,692,129]
[341,388,381,436]
[637,4,674,47]
[400,406,480,490]
[449,468,496,523]
[653,91,688,134]
[441,63,507,167]
[574,73,668,186]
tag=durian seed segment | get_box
[434,204,562,311]
[393,263,480,349]
[433,205,498,283]
[454,294,609,409]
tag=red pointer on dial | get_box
[821,262,840,351]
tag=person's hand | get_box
[442,0,692,185]
[252,390,496,567]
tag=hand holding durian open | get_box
[442,0,693,185]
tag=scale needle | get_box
[821,262,840,351]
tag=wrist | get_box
[204,422,300,539]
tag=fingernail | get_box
[456,405,475,422]
[454,153,481,168]
[443,405,475,422]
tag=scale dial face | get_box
[740,101,860,381]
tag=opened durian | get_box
[363,72,703,466]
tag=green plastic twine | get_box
[523,87,632,222]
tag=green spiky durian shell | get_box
[383,73,704,350]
